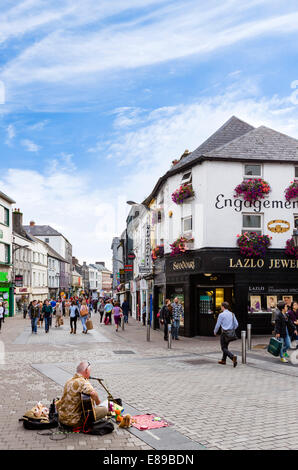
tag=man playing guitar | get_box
[56,361,108,429]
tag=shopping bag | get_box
[59,317,64,326]
[86,319,93,330]
[267,337,282,357]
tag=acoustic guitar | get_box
[81,393,96,425]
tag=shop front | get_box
[164,249,298,337]
[0,271,13,316]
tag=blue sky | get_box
[1,0,298,267]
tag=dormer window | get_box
[181,171,192,184]
[243,164,262,178]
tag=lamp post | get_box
[127,200,152,341]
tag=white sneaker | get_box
[280,357,289,363]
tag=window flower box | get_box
[234,178,271,202]
[170,236,194,256]
[285,180,298,201]
[236,232,271,258]
[151,244,164,260]
[171,183,195,205]
[285,238,298,259]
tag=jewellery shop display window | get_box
[248,286,298,314]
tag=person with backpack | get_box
[159,299,173,341]
[80,300,89,334]
[69,301,80,334]
[104,300,113,325]
[42,300,53,334]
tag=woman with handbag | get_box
[214,301,238,367]
[80,300,89,334]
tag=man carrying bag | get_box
[214,301,238,367]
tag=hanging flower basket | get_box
[234,178,271,202]
[151,244,164,260]
[285,180,298,201]
[170,236,194,256]
[236,232,271,258]
[285,238,298,259]
[171,183,195,205]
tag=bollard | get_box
[241,330,247,364]
[146,321,150,342]
[168,324,172,349]
[247,324,252,350]
[121,316,124,331]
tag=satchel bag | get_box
[267,337,282,357]
[222,313,238,342]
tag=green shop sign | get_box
[0,272,8,283]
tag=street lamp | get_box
[292,228,298,248]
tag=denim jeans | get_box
[280,328,291,358]
[81,316,87,332]
[123,313,128,324]
[31,317,38,333]
[44,316,50,333]
[172,319,180,339]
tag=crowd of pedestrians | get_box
[22,296,131,335]
[271,300,298,363]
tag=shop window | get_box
[4,244,10,264]
[3,208,9,226]
[244,164,262,178]
[181,171,192,184]
[242,214,262,235]
[248,289,297,314]
[182,216,192,234]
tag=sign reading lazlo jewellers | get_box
[215,194,298,212]
[229,258,298,269]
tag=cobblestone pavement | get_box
[1,313,298,450]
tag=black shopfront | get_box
[156,248,298,337]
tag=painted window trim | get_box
[0,204,10,227]
[243,163,263,179]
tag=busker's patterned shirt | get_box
[56,373,95,427]
[171,302,183,321]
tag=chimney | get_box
[30,221,35,226]
[13,209,23,235]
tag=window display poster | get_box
[267,295,277,310]
[250,295,261,312]
[283,295,293,307]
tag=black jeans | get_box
[99,311,104,323]
[220,334,235,361]
[163,322,170,340]
[70,317,77,333]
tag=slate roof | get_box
[143,116,298,205]
[203,125,298,162]
[24,225,61,236]
[170,116,255,172]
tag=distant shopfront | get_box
[0,271,13,316]
[159,248,298,337]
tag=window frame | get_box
[243,163,262,179]
[181,171,192,184]
[182,215,193,234]
[242,213,263,235]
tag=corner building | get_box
[146,116,298,336]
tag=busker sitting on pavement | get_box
[214,301,238,367]
[56,361,108,429]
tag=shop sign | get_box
[172,260,196,271]
[215,194,298,213]
[139,266,151,274]
[14,275,23,287]
[229,258,298,270]
[267,220,290,233]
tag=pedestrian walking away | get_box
[275,300,297,363]
[171,297,183,340]
[214,302,238,367]
[121,298,130,324]
[69,301,80,334]
[42,300,53,333]
[159,299,173,341]
[23,301,28,319]
[55,300,63,327]
[80,300,89,334]
[104,300,113,325]
[112,302,122,332]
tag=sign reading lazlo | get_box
[229,258,298,269]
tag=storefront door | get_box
[196,285,234,336]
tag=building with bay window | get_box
[143,116,298,336]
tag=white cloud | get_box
[5,124,16,145]
[21,138,41,152]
